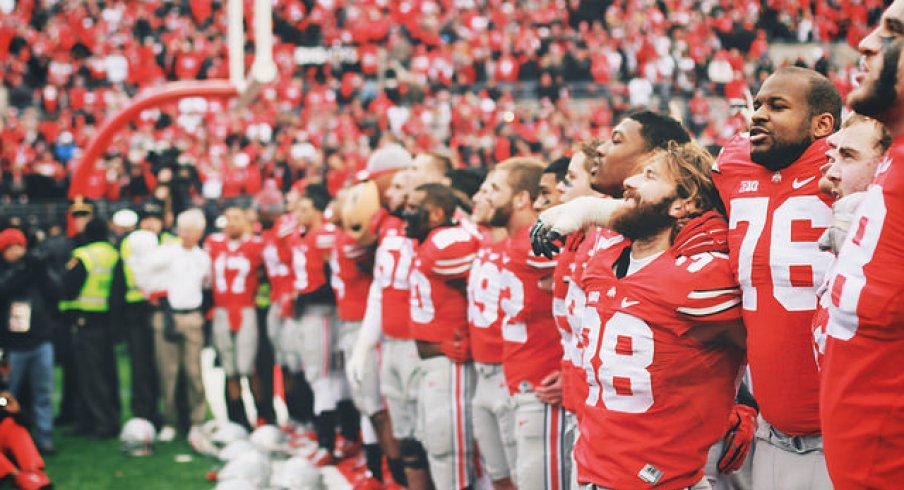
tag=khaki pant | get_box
[752,418,831,490]
[153,311,207,426]
[512,392,569,490]
[472,362,516,482]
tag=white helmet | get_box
[190,420,250,457]
[269,456,323,490]
[210,420,251,447]
[219,439,257,462]
[218,450,270,488]
[119,418,156,456]
[213,479,257,490]
[250,424,288,454]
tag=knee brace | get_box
[398,438,429,470]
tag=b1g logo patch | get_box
[637,463,663,485]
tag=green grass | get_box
[44,345,217,489]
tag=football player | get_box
[347,146,430,489]
[468,175,516,490]
[533,157,569,213]
[548,143,606,489]
[821,13,904,485]
[405,183,480,490]
[205,207,265,430]
[713,67,840,488]
[257,187,301,427]
[811,114,890,368]
[279,184,358,465]
[576,142,745,490]
[484,157,567,490]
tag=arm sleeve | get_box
[356,276,384,349]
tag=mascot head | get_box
[343,144,413,244]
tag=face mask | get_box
[402,208,430,242]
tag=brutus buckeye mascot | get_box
[340,144,415,486]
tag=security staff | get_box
[61,217,122,439]
[54,197,94,427]
[114,200,177,427]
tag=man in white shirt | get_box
[153,208,211,441]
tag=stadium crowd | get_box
[2,1,904,490]
[0,0,883,207]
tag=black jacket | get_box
[0,253,64,350]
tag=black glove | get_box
[529,219,563,259]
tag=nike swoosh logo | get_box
[621,299,639,308]
[792,176,816,189]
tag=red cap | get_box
[0,228,26,252]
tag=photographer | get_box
[0,228,63,455]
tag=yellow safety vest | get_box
[256,281,271,308]
[71,242,119,312]
[121,231,178,303]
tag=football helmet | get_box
[250,424,288,454]
[119,418,156,456]
[269,456,323,490]
[218,450,271,488]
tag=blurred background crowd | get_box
[0,0,876,222]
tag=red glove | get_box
[535,370,563,406]
[718,404,758,474]
[440,330,471,363]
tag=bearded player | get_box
[483,158,567,490]
[531,114,758,487]
[576,142,745,490]
[205,207,265,429]
[405,183,480,490]
[468,174,517,490]
[820,10,904,484]
[712,67,840,489]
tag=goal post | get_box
[70,0,277,199]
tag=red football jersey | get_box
[283,222,336,296]
[567,227,613,417]
[330,229,373,322]
[374,215,416,339]
[261,214,298,301]
[821,139,904,488]
[467,230,507,364]
[500,225,563,394]
[575,238,744,489]
[553,232,581,413]
[713,134,833,435]
[410,226,479,344]
[205,233,265,330]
